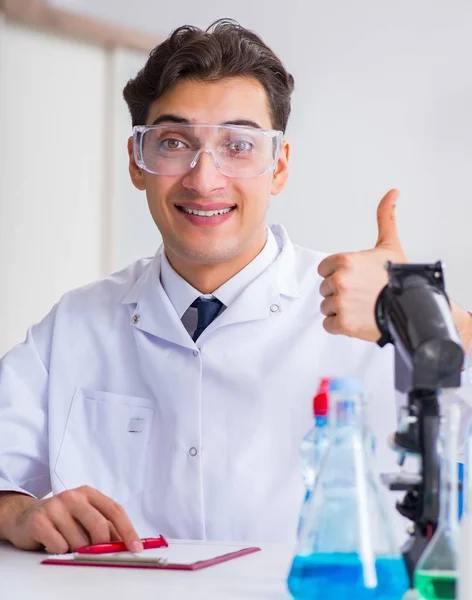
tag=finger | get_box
[70,503,113,546]
[375,188,401,249]
[50,510,91,551]
[318,254,343,278]
[36,522,71,555]
[26,511,70,554]
[42,529,70,555]
[84,487,142,552]
[108,521,121,542]
[322,315,343,336]
[319,276,336,298]
[320,296,337,317]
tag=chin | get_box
[179,242,240,264]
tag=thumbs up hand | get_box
[317,189,408,342]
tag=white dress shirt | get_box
[160,227,280,338]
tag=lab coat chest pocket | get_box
[54,388,154,505]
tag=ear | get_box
[127,136,146,191]
[271,140,290,196]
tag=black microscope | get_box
[374,261,464,582]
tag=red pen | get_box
[76,535,168,554]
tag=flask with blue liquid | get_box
[287,377,409,600]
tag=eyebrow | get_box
[151,114,263,129]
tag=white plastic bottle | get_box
[297,378,330,535]
[458,343,472,599]
[458,413,472,600]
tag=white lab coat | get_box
[0,224,402,542]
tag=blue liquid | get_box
[287,553,409,599]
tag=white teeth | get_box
[180,207,233,217]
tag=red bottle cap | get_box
[313,377,330,416]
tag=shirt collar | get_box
[122,224,300,310]
[160,252,201,319]
[159,227,280,317]
[213,227,280,307]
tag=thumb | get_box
[375,188,402,249]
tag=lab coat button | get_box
[189,447,198,457]
[270,304,280,313]
[132,314,140,325]
[193,350,199,356]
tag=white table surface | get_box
[0,541,420,600]
[0,540,295,600]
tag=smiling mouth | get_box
[176,205,237,217]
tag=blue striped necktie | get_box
[191,297,223,342]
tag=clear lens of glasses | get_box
[133,124,283,178]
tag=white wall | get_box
[107,47,162,273]
[46,0,472,309]
[2,1,470,357]
[0,20,107,355]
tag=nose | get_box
[181,149,228,196]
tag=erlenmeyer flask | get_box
[287,378,409,599]
[414,399,460,600]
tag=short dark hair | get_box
[123,19,294,132]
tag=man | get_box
[0,20,470,555]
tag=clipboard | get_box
[42,541,261,571]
